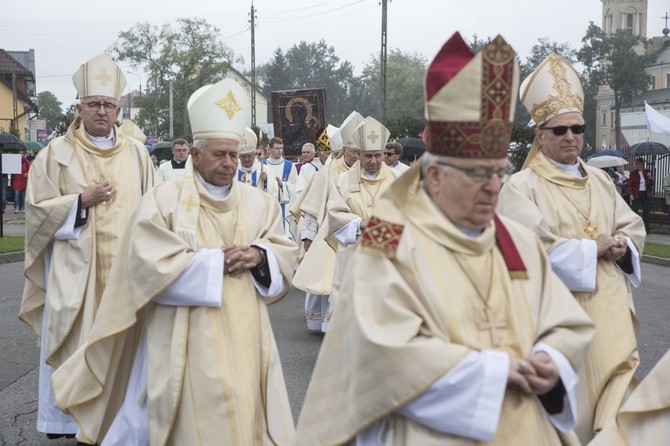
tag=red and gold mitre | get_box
[315,127,332,152]
[424,33,519,158]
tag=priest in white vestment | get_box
[51,78,298,445]
[261,136,298,240]
[236,127,265,188]
[497,54,646,444]
[290,119,362,331]
[156,138,190,181]
[325,115,398,330]
[19,54,157,439]
[295,33,595,446]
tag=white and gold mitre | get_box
[120,119,146,144]
[72,53,127,100]
[327,124,342,151]
[187,78,249,141]
[353,116,390,151]
[239,127,258,154]
[520,53,584,127]
[338,111,365,149]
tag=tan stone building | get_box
[595,0,670,150]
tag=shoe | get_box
[46,433,76,439]
[14,209,18,214]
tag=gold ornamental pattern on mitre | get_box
[215,90,243,120]
[529,57,583,125]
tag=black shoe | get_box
[46,433,76,439]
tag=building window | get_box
[666,73,670,88]
[605,14,613,35]
[602,112,607,126]
[650,76,656,90]
[621,13,641,35]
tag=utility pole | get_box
[380,0,389,124]
[169,79,174,139]
[250,1,257,127]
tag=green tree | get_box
[55,104,77,137]
[37,91,63,133]
[259,40,354,124]
[578,23,654,149]
[351,49,426,125]
[110,18,242,138]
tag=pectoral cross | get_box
[583,220,598,239]
[95,68,112,86]
[477,308,507,347]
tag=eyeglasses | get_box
[82,102,118,112]
[539,124,586,136]
[436,161,514,183]
[384,151,396,156]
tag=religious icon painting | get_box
[271,88,327,158]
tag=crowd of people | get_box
[16,33,669,446]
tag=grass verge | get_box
[643,242,670,259]
[0,236,24,254]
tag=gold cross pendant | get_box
[583,220,598,239]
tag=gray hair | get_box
[420,152,451,176]
[192,139,207,151]
[302,142,315,151]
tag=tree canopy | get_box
[578,23,654,148]
[37,91,63,133]
[110,18,242,139]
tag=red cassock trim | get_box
[493,215,528,277]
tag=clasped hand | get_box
[508,352,559,396]
[595,233,627,261]
[222,245,263,276]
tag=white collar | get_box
[86,129,115,149]
[196,172,232,200]
[547,157,583,178]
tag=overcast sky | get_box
[1,0,667,108]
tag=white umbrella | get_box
[586,155,628,168]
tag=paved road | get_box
[0,260,667,444]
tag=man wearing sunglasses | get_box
[19,53,157,442]
[384,141,410,174]
[497,54,646,444]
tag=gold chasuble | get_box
[497,152,646,441]
[291,155,351,295]
[20,116,156,368]
[325,161,397,321]
[52,171,297,445]
[295,165,594,445]
[589,351,670,446]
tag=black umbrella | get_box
[590,148,625,158]
[628,141,670,156]
[0,133,27,151]
[149,141,174,161]
[397,137,425,159]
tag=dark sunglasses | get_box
[384,151,396,156]
[539,124,586,136]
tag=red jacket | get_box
[629,169,654,199]
[11,157,30,190]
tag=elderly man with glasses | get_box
[497,54,645,444]
[19,53,156,442]
[296,35,594,446]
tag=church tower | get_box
[601,0,648,37]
